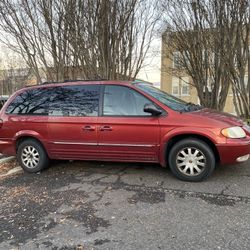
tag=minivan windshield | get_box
[135,83,203,112]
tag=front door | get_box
[47,84,100,160]
[97,85,160,162]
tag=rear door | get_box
[47,84,100,160]
[97,85,161,162]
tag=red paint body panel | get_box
[0,80,249,167]
[97,116,160,162]
[46,116,99,159]
[0,139,15,155]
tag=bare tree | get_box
[223,0,250,119]
[161,0,242,111]
[0,50,32,95]
[0,0,75,82]
[0,0,159,83]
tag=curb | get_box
[0,156,15,164]
[0,166,22,177]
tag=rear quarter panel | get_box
[0,114,49,156]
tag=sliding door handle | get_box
[83,125,96,131]
[99,125,113,131]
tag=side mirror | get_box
[144,103,162,116]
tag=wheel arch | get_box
[161,133,220,167]
[16,135,50,172]
[14,132,48,156]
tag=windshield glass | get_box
[135,83,202,112]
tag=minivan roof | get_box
[23,80,134,90]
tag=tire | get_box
[17,139,50,173]
[168,138,215,182]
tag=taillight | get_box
[0,119,3,129]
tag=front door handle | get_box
[83,125,96,131]
[99,125,113,131]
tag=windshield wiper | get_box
[181,102,203,112]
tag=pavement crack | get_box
[93,180,250,206]
[220,185,231,195]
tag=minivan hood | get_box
[189,108,243,127]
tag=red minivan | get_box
[0,80,249,181]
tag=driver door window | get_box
[103,85,152,116]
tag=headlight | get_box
[221,126,246,139]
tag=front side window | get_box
[6,88,51,115]
[103,85,152,116]
[49,85,100,117]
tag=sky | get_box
[137,39,161,83]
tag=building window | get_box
[180,77,190,96]
[172,77,179,95]
[173,52,181,69]
[182,52,190,67]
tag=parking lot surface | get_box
[0,160,250,249]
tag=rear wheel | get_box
[17,139,50,173]
[168,138,215,182]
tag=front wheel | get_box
[168,138,215,182]
[17,139,50,173]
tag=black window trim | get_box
[5,83,167,118]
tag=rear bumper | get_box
[0,139,16,156]
[216,138,250,165]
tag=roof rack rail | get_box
[40,79,108,85]
[63,79,108,82]
[40,81,58,85]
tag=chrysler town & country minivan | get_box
[0,80,249,181]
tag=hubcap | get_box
[176,147,206,176]
[21,146,40,169]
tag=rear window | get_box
[6,85,100,117]
[6,88,50,115]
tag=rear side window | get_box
[6,85,100,117]
[6,88,50,115]
[49,85,100,117]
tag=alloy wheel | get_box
[176,147,206,176]
[21,146,40,169]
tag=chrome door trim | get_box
[53,141,98,146]
[53,141,155,147]
[98,143,155,147]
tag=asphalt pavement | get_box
[0,160,250,250]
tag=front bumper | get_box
[216,138,250,165]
